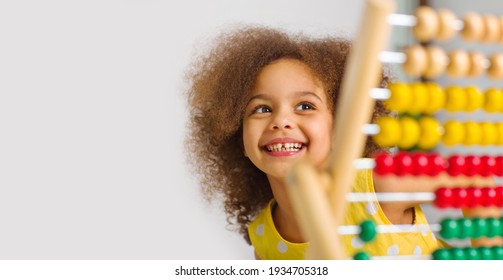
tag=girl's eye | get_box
[252,105,272,114]
[296,103,315,111]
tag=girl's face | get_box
[243,58,333,181]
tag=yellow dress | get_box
[248,169,441,260]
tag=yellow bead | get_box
[418,116,442,150]
[465,86,484,112]
[423,82,445,114]
[445,85,467,112]
[397,116,420,149]
[464,121,482,145]
[484,88,503,113]
[409,82,429,114]
[373,116,401,147]
[443,120,465,146]
[386,83,412,113]
[496,123,503,145]
[480,122,497,145]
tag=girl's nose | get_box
[270,113,294,130]
[271,122,292,130]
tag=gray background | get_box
[0,0,372,260]
[1,0,501,259]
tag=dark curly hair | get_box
[184,25,391,244]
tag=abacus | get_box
[286,0,503,260]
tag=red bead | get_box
[373,152,395,175]
[427,153,446,176]
[452,187,468,208]
[481,187,497,207]
[412,152,429,175]
[495,186,503,207]
[447,155,466,176]
[465,186,483,208]
[464,155,482,177]
[434,187,453,208]
[480,155,497,177]
[395,152,414,175]
[495,156,503,176]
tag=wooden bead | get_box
[386,83,412,113]
[424,82,445,114]
[409,82,428,114]
[467,51,486,77]
[373,116,401,147]
[424,45,447,78]
[499,17,503,43]
[397,116,420,149]
[464,121,482,145]
[403,45,428,77]
[480,122,498,145]
[483,15,501,42]
[413,6,439,42]
[443,120,465,146]
[461,12,485,41]
[437,9,458,41]
[447,49,470,77]
[465,86,484,112]
[487,53,503,79]
[496,123,503,145]
[445,85,467,112]
[418,116,442,150]
[484,88,503,112]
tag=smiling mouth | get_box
[264,143,304,152]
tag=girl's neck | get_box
[268,176,307,243]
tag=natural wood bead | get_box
[424,45,447,78]
[461,12,485,41]
[413,6,439,42]
[499,17,503,43]
[483,14,501,42]
[437,9,458,41]
[467,51,487,77]
[403,45,428,77]
[488,53,503,79]
[447,49,470,77]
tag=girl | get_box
[184,25,444,259]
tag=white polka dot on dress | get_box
[365,202,378,215]
[387,244,399,256]
[277,241,288,253]
[419,224,428,236]
[256,224,265,236]
[413,246,422,256]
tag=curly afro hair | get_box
[184,25,391,244]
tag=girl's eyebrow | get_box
[247,91,323,105]
[294,91,323,102]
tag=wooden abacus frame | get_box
[286,0,395,260]
[287,0,503,259]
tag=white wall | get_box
[0,0,368,259]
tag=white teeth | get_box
[265,143,303,152]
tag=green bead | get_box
[464,247,480,260]
[457,218,474,239]
[479,247,494,260]
[432,249,451,260]
[492,246,503,260]
[473,218,489,238]
[440,218,460,239]
[450,248,466,260]
[353,251,370,260]
[359,220,377,242]
[487,217,503,238]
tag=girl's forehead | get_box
[248,59,330,101]
[252,59,323,89]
